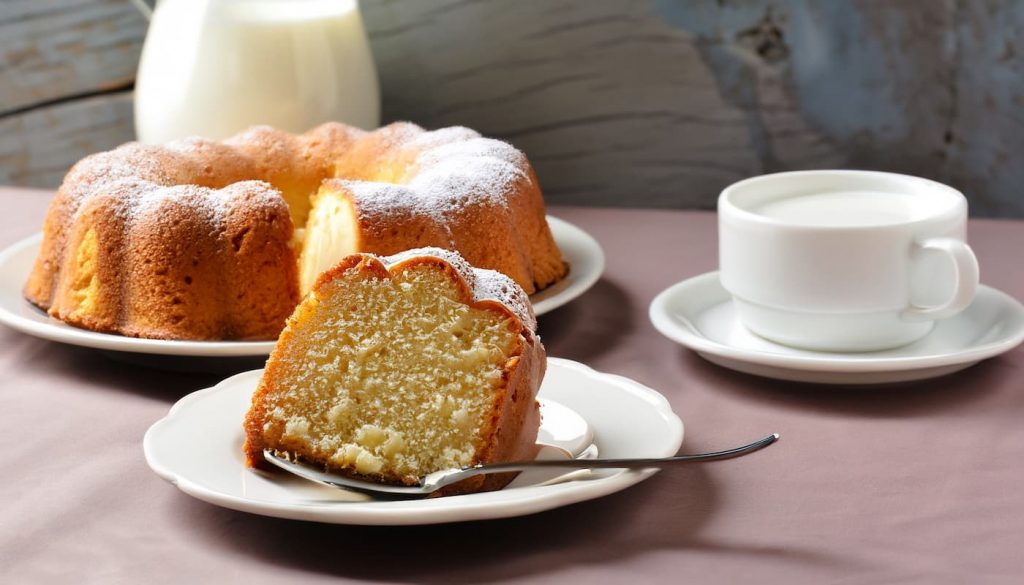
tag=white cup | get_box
[718,170,980,352]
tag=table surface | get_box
[3,187,1023,584]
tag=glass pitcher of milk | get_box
[134,0,381,144]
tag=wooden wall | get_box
[1,0,1022,217]
[0,1,143,186]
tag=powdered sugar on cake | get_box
[65,175,286,243]
[340,149,528,224]
[59,123,532,233]
[382,247,536,331]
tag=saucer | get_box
[0,216,603,358]
[144,358,683,525]
[649,272,1024,384]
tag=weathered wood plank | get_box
[0,0,146,114]
[0,91,135,187]
[362,0,762,208]
[361,0,982,211]
[947,0,1024,217]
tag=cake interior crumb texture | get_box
[258,265,518,483]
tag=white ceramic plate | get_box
[527,216,605,315]
[649,271,1024,384]
[0,216,603,357]
[143,358,683,525]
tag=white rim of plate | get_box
[0,215,603,357]
[143,358,683,525]
[531,216,605,315]
[649,271,1024,373]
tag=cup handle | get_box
[900,237,979,322]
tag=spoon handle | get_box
[263,433,780,497]
[464,433,780,475]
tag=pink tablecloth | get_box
[2,187,1023,584]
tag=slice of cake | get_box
[243,248,545,496]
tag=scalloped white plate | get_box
[0,215,603,357]
[143,358,683,525]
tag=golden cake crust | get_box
[26,180,299,340]
[25,122,566,341]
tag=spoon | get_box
[263,432,779,498]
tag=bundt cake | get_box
[24,122,567,340]
[243,248,544,496]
